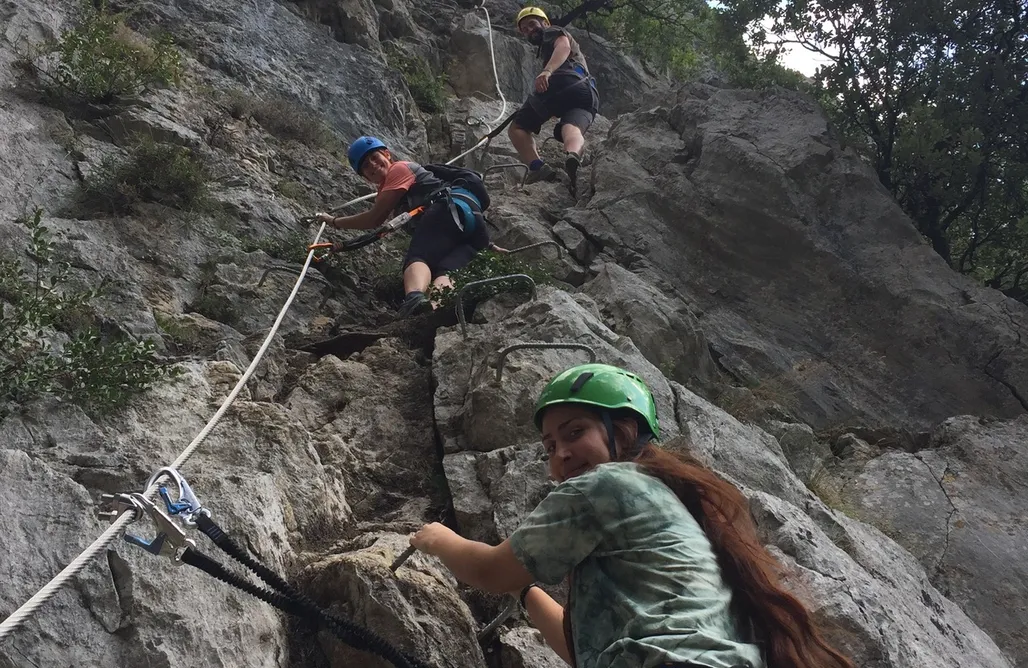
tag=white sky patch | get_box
[757,16,836,77]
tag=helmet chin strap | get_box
[601,411,618,461]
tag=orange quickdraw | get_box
[307,242,335,263]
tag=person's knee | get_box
[403,260,428,276]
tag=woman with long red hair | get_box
[411,364,852,668]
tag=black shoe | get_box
[565,152,581,197]
[524,163,557,185]
[397,292,430,318]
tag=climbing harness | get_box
[101,469,433,668]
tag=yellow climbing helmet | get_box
[515,6,549,28]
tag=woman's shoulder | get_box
[567,462,666,495]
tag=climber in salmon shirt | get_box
[315,136,505,317]
[410,363,853,668]
[510,6,599,197]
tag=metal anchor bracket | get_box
[455,274,537,339]
[256,265,337,309]
[483,163,529,189]
[494,343,597,382]
[506,241,564,260]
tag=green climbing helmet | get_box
[534,363,660,439]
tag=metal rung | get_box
[477,597,519,642]
[495,343,597,382]
[257,265,336,309]
[506,240,564,260]
[455,274,537,338]
[484,162,529,189]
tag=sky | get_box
[706,0,837,78]
[776,41,834,77]
[757,17,836,77]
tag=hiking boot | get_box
[524,163,556,185]
[565,152,581,197]
[397,291,430,318]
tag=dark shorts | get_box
[403,200,490,278]
[513,74,599,141]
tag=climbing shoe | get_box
[565,152,581,197]
[397,291,431,318]
[524,163,556,185]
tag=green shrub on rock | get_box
[77,136,210,215]
[26,0,182,104]
[0,210,173,415]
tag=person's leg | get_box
[402,261,432,295]
[512,103,557,184]
[561,123,585,155]
[429,274,454,309]
[398,203,462,317]
[509,122,541,165]
[555,106,595,197]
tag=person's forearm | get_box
[434,534,500,592]
[331,209,383,230]
[543,39,571,74]
[523,587,572,664]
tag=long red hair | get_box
[562,423,853,668]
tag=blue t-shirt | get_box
[509,462,764,668]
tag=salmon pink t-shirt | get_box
[378,161,417,195]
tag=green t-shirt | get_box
[509,462,764,668]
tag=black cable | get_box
[188,517,433,668]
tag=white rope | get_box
[443,4,508,167]
[0,0,511,643]
[0,514,135,641]
[168,221,328,472]
[479,3,508,127]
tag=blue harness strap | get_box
[449,187,481,234]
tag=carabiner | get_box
[146,467,210,527]
[308,242,335,263]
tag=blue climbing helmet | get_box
[347,136,387,172]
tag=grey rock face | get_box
[582,262,723,397]
[499,626,565,668]
[830,415,1028,665]
[300,532,486,668]
[132,0,424,153]
[580,84,1028,432]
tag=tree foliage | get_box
[719,0,1028,302]
[546,0,807,88]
